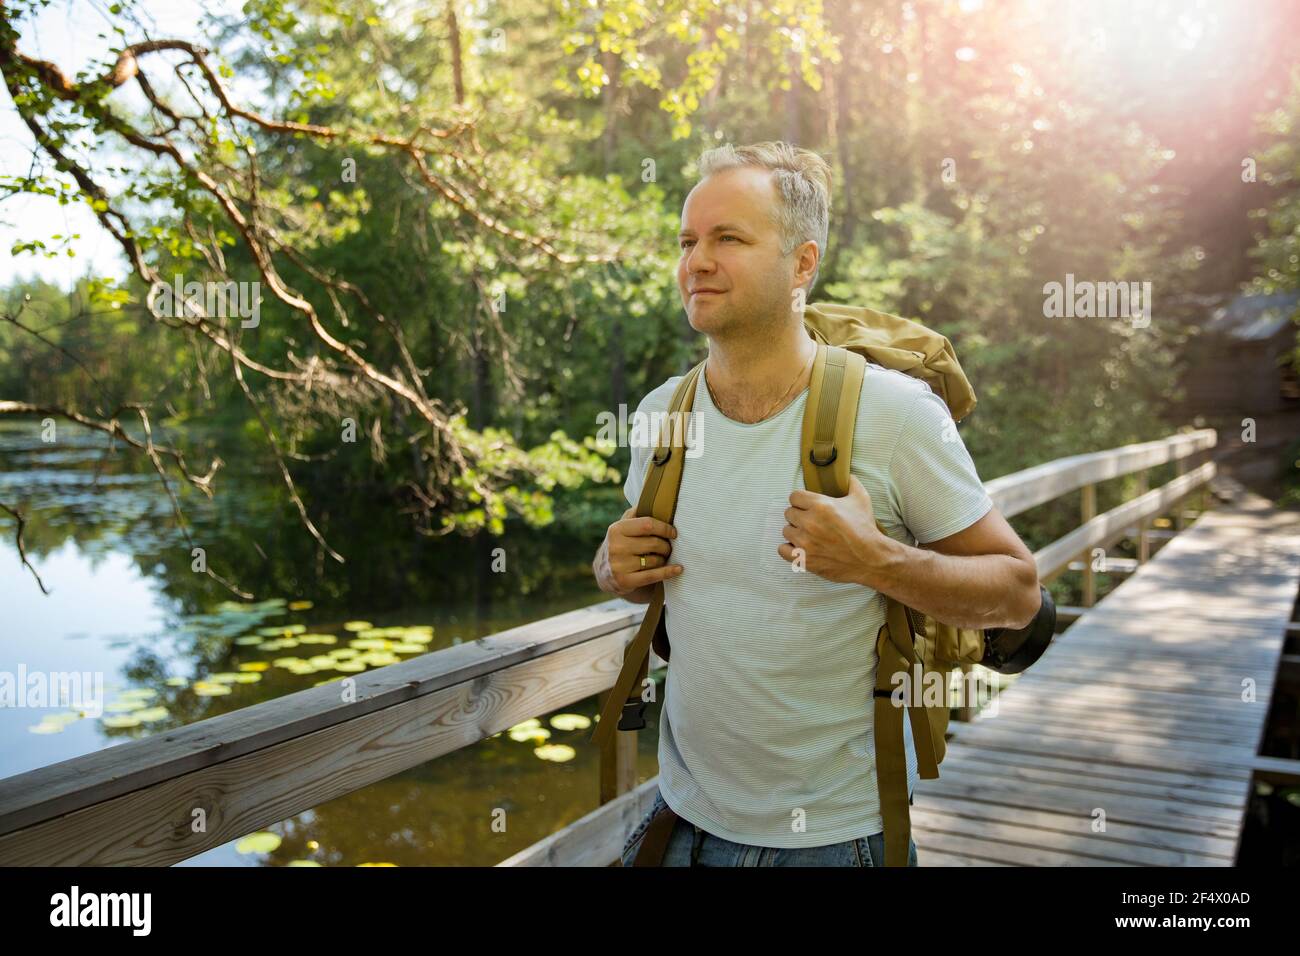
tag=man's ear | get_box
[793,239,819,299]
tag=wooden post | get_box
[1174,456,1188,531]
[1081,483,1097,607]
[1136,470,1150,563]
[597,686,639,805]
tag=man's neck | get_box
[704,321,817,424]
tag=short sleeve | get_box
[888,389,994,544]
[623,376,683,508]
[623,427,648,508]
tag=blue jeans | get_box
[620,790,919,867]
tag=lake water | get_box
[0,419,659,865]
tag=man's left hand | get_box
[777,474,896,586]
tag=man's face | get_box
[676,166,813,338]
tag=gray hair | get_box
[695,141,832,295]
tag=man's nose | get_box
[684,240,716,274]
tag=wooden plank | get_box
[908,828,1131,866]
[947,721,1260,776]
[955,710,1264,761]
[909,847,1009,866]
[966,704,1261,748]
[985,429,1216,519]
[1040,643,1282,670]
[1022,644,1280,679]
[0,627,637,865]
[1000,667,1271,705]
[915,773,1243,834]
[1251,755,1300,785]
[499,777,659,867]
[935,745,1249,797]
[934,755,1245,810]
[1013,660,1274,699]
[1068,557,1138,574]
[910,805,1231,866]
[597,687,639,805]
[979,693,1264,738]
[1034,461,1215,580]
[974,681,1271,729]
[0,596,646,839]
[917,791,1237,860]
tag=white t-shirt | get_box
[622,360,994,847]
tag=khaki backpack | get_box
[593,302,991,867]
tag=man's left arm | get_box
[779,389,1040,631]
[862,506,1041,631]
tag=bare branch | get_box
[0,499,49,594]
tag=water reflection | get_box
[0,419,653,865]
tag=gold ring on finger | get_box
[640,555,647,568]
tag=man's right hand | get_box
[595,506,683,600]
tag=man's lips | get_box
[690,289,724,296]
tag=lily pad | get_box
[105,699,147,713]
[534,744,577,763]
[193,683,232,697]
[235,636,265,646]
[286,860,323,866]
[118,688,159,701]
[239,662,270,672]
[288,600,314,611]
[549,714,592,731]
[102,715,142,728]
[509,727,551,743]
[134,706,170,722]
[236,831,282,854]
[343,621,374,632]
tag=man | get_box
[592,141,1041,866]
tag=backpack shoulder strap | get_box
[591,361,704,749]
[637,363,705,523]
[800,343,944,866]
[800,342,866,497]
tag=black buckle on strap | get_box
[617,698,649,731]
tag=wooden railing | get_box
[0,429,1216,866]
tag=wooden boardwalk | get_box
[911,481,1300,866]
